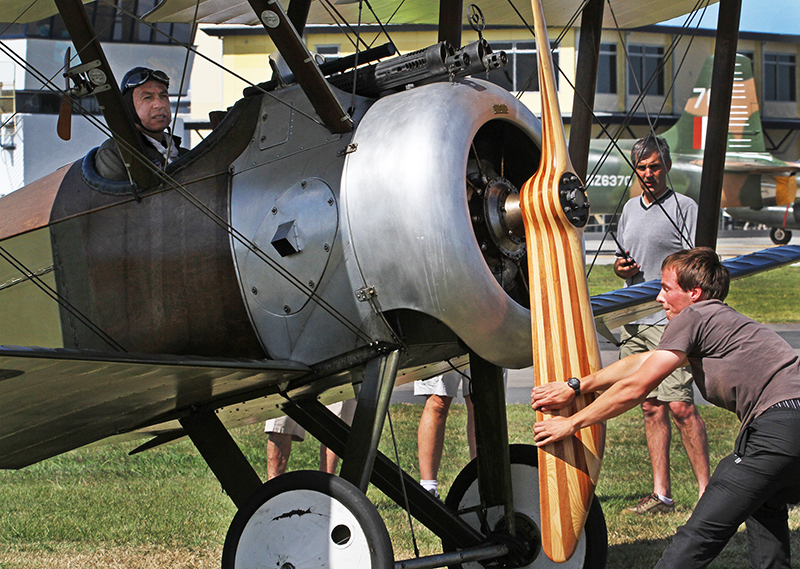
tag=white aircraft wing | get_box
[2,0,720,28]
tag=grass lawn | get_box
[2,266,800,568]
[3,404,800,568]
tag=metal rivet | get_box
[262,113,269,121]
[283,305,291,313]
[251,286,258,295]
[271,206,278,214]
[308,280,315,288]
[323,243,330,252]
[327,197,334,206]
[301,180,307,188]
[260,135,266,142]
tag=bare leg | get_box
[267,433,292,480]
[319,445,340,475]
[669,401,711,499]
[642,398,672,498]
[465,395,477,461]
[418,394,453,481]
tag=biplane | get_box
[2,0,800,567]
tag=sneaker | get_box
[624,493,674,515]
[426,487,440,500]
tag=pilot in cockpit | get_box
[94,67,189,182]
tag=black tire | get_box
[444,444,607,569]
[222,470,394,569]
[770,227,792,245]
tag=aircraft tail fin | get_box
[663,54,766,155]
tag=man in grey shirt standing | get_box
[614,136,710,514]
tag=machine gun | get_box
[326,39,507,98]
[245,39,507,100]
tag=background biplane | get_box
[2,0,800,567]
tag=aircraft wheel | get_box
[770,227,792,245]
[222,470,394,569]
[444,444,607,569]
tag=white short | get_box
[414,370,472,398]
[413,367,509,399]
[264,398,356,441]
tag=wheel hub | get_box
[492,512,542,568]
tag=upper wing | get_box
[0,346,309,469]
[591,245,800,343]
[2,0,718,28]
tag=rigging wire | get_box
[3,0,721,349]
[317,0,372,51]
[0,245,128,351]
[507,0,711,276]
[166,0,201,164]
[0,2,377,347]
[386,408,420,558]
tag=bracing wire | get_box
[1,0,377,347]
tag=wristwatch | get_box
[566,377,581,397]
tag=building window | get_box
[764,53,796,102]
[628,44,664,96]
[596,43,617,94]
[486,41,559,92]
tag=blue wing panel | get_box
[591,245,800,335]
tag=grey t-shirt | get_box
[659,299,800,429]
[617,189,697,324]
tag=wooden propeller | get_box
[57,47,72,141]
[520,0,605,562]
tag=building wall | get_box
[205,24,799,160]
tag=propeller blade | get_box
[57,47,72,141]
[57,98,72,141]
[520,0,605,562]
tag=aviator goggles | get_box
[122,68,170,94]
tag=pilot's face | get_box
[635,150,670,203]
[133,79,171,135]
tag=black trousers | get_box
[654,407,800,569]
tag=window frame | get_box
[627,43,665,97]
[485,40,559,93]
[764,52,796,102]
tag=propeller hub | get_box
[559,172,591,227]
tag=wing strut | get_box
[520,0,605,562]
[568,0,604,181]
[695,0,743,249]
[54,0,160,189]
[245,0,353,133]
[438,0,463,48]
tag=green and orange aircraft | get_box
[586,53,800,244]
